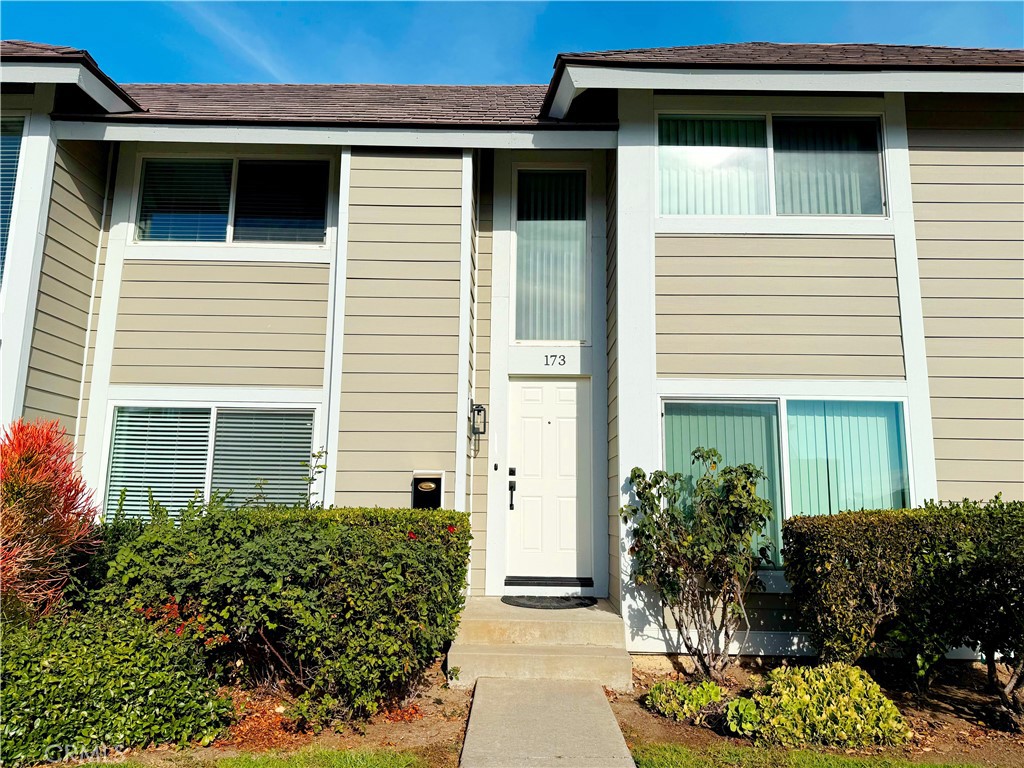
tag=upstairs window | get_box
[137,157,330,243]
[1,116,26,285]
[659,114,885,217]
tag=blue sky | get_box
[3,2,1022,84]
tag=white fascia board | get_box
[546,71,581,120]
[53,120,618,149]
[0,62,135,113]
[566,63,1024,94]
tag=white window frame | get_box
[126,145,339,261]
[654,95,892,236]
[659,391,915,548]
[509,162,593,348]
[99,387,325,515]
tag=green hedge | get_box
[0,609,231,766]
[782,497,1024,688]
[96,503,471,726]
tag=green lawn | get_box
[632,744,981,768]
[87,749,425,768]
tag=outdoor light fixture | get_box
[471,402,487,436]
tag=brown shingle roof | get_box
[109,83,567,128]
[556,42,1024,70]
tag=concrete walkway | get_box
[459,678,635,768]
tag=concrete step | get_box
[455,597,626,647]
[447,643,633,690]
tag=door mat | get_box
[501,596,598,610]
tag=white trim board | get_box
[53,121,619,150]
[0,62,136,113]
[322,148,352,506]
[0,87,57,425]
[454,149,474,513]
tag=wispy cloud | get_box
[173,2,296,82]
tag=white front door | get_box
[507,378,593,585]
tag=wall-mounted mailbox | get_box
[412,471,443,509]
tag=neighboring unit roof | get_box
[555,42,1024,70]
[1,39,144,111]
[109,83,569,128]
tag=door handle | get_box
[508,480,516,510]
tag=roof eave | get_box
[0,53,143,113]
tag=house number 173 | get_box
[544,354,566,367]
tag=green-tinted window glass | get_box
[787,400,909,515]
[663,401,783,560]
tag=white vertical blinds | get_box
[137,159,232,241]
[106,407,211,518]
[659,116,769,215]
[212,409,314,504]
[774,118,884,215]
[0,116,25,285]
[515,170,588,341]
[663,401,783,556]
[233,160,329,243]
[787,400,909,515]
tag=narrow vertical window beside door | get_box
[515,170,588,342]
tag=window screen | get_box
[1,116,25,285]
[515,170,588,341]
[659,116,769,215]
[137,159,232,241]
[787,400,909,515]
[664,401,783,557]
[233,160,330,243]
[106,407,211,518]
[211,409,315,505]
[773,118,884,215]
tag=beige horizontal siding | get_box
[337,150,463,510]
[655,235,904,379]
[23,141,108,433]
[605,150,621,611]
[908,93,1024,502]
[111,260,329,387]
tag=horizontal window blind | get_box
[515,170,588,342]
[106,407,211,518]
[659,116,769,215]
[664,401,783,558]
[788,400,909,515]
[137,159,232,241]
[773,117,884,216]
[233,160,329,243]
[0,117,25,286]
[212,409,315,505]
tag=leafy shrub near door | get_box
[0,607,232,766]
[782,498,1024,714]
[97,502,472,726]
[726,664,910,748]
[621,448,773,681]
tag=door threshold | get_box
[505,576,595,588]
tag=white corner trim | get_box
[81,143,137,489]
[615,89,661,635]
[484,150,513,595]
[0,88,57,426]
[321,148,352,506]
[454,150,474,513]
[52,121,619,150]
[566,63,1024,95]
[883,93,938,503]
[0,62,135,113]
